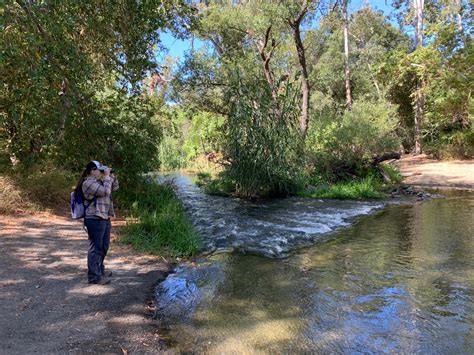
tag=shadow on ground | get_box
[0,213,169,354]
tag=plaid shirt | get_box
[82,176,119,219]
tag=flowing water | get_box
[156,175,474,354]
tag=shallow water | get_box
[159,174,387,257]
[157,177,474,354]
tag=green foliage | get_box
[306,99,400,181]
[298,176,384,200]
[424,130,474,160]
[0,168,76,214]
[1,0,193,181]
[158,108,225,171]
[182,111,225,161]
[386,1,473,154]
[157,108,189,170]
[119,180,200,257]
[380,164,402,184]
[67,87,161,185]
[195,171,234,196]
[308,7,410,108]
[219,74,305,197]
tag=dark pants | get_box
[85,218,111,282]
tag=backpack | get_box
[71,187,96,219]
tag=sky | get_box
[159,0,395,66]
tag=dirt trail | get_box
[0,212,171,354]
[395,154,474,189]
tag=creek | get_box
[156,174,473,353]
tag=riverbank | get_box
[0,211,172,354]
[1,156,472,352]
[395,154,474,190]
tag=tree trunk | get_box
[414,0,424,155]
[58,80,68,141]
[455,0,466,46]
[414,0,424,48]
[256,26,278,102]
[343,0,352,110]
[288,0,310,136]
[414,81,424,154]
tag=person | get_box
[74,160,119,285]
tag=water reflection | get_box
[157,191,473,353]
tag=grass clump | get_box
[119,180,200,257]
[380,163,402,184]
[0,175,30,214]
[298,176,384,199]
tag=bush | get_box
[196,171,234,196]
[119,180,200,257]
[424,130,474,159]
[380,163,402,184]
[158,108,225,171]
[0,175,30,214]
[306,99,400,181]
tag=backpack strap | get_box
[81,179,97,221]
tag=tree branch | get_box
[15,0,48,41]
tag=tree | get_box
[287,0,312,135]
[413,0,425,154]
[342,0,352,110]
[1,0,193,178]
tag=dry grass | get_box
[0,175,34,214]
[0,171,75,215]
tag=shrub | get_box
[380,163,402,184]
[306,99,400,181]
[196,171,234,196]
[424,130,474,159]
[0,166,76,214]
[0,175,30,214]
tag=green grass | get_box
[118,181,200,257]
[380,163,402,184]
[298,176,385,199]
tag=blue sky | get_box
[159,0,395,66]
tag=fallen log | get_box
[371,152,401,166]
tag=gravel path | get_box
[395,154,474,189]
[0,213,171,354]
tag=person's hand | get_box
[103,168,111,176]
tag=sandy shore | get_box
[395,154,473,190]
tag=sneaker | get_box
[102,271,113,277]
[89,278,111,285]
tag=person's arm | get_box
[83,177,112,198]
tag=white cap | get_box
[91,160,108,170]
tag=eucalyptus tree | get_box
[342,0,352,110]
